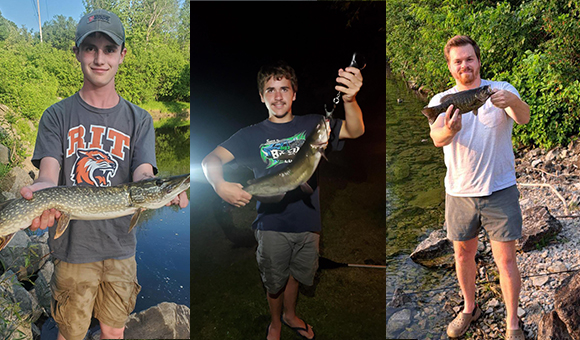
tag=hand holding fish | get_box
[166,190,189,208]
[490,89,517,109]
[336,67,363,103]
[20,182,62,231]
[444,104,462,133]
[216,181,252,208]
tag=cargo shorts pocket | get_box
[51,289,71,327]
[124,281,141,314]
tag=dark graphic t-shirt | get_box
[32,92,157,263]
[220,114,343,233]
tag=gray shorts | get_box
[254,230,319,294]
[445,185,523,242]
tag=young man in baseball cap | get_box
[20,9,188,340]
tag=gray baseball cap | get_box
[75,9,125,47]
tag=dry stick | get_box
[518,182,570,215]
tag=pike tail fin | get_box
[0,233,15,251]
[421,107,440,125]
[54,213,71,239]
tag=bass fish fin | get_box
[300,183,314,195]
[0,233,16,251]
[473,108,479,116]
[128,209,144,233]
[54,213,71,239]
[421,107,439,125]
[440,93,455,103]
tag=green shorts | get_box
[254,230,319,294]
[445,185,523,242]
[50,256,141,340]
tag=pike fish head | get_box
[130,174,190,208]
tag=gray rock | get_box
[532,276,550,287]
[554,271,580,339]
[124,302,190,339]
[387,287,410,308]
[0,270,42,322]
[386,309,411,336]
[0,167,33,198]
[0,231,50,281]
[410,229,454,267]
[538,311,572,340]
[0,144,9,165]
[545,148,560,162]
[517,206,562,252]
[31,259,54,310]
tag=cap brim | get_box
[76,30,124,46]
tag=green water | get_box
[386,75,457,339]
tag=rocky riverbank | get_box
[0,158,191,340]
[391,142,580,339]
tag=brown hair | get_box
[444,35,480,63]
[257,61,298,95]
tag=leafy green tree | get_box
[42,15,77,51]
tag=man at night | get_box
[20,9,188,340]
[428,35,529,339]
[202,61,364,340]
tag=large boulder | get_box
[410,229,454,267]
[538,311,572,340]
[0,270,42,323]
[0,230,51,281]
[554,271,580,339]
[517,206,562,252]
[124,302,190,339]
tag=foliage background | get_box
[0,0,190,160]
[386,0,580,149]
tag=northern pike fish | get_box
[422,85,493,124]
[0,174,190,251]
[243,117,330,203]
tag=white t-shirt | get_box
[429,79,519,197]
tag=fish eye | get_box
[156,179,163,186]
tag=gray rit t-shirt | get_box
[32,92,157,263]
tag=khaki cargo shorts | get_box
[255,230,320,294]
[50,256,141,340]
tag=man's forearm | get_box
[506,99,530,125]
[340,100,365,139]
[430,125,456,147]
[201,154,226,191]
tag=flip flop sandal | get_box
[446,305,482,338]
[282,318,316,340]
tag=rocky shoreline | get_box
[389,141,580,339]
[0,160,190,340]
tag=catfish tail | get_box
[421,106,440,125]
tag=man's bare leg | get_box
[100,322,125,339]
[453,238,479,313]
[281,275,314,339]
[490,240,521,330]
[266,287,284,340]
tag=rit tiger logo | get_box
[71,149,118,186]
[67,125,130,186]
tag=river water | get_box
[386,75,459,339]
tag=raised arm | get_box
[337,67,365,139]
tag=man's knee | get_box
[99,323,125,339]
[453,239,478,263]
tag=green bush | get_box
[386,0,580,149]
